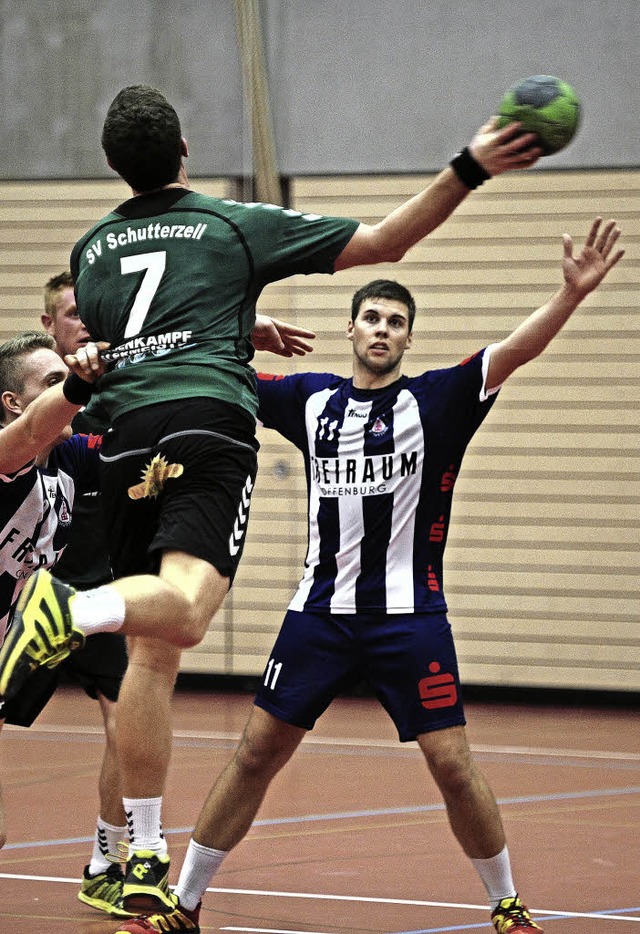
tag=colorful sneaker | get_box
[0,568,83,701]
[77,863,135,918]
[114,895,201,933]
[122,850,174,914]
[491,895,544,934]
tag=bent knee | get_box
[430,753,476,791]
[167,604,212,649]
[234,732,287,775]
[233,714,303,777]
[419,727,476,790]
[172,622,204,649]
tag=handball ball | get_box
[497,75,581,155]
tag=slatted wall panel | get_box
[230,168,640,689]
[1,173,638,689]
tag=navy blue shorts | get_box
[254,609,466,742]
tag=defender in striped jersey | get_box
[122,219,624,934]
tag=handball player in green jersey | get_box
[0,85,543,919]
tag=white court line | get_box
[0,874,638,922]
[207,888,640,922]
[5,722,640,763]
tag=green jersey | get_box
[70,189,359,422]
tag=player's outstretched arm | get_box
[252,314,316,357]
[486,217,624,392]
[334,119,542,272]
[0,341,109,475]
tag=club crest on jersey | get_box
[368,416,388,436]
[55,492,72,528]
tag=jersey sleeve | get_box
[429,347,499,442]
[256,373,307,446]
[239,203,359,283]
[49,433,102,494]
[256,371,337,448]
[450,348,499,439]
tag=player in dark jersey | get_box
[112,218,623,934]
[0,331,108,849]
[40,271,132,918]
[0,85,543,918]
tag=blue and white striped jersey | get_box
[257,346,498,615]
[0,433,102,640]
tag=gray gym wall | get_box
[1,0,638,180]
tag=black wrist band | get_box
[62,373,94,405]
[449,146,491,190]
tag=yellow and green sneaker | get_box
[122,850,174,914]
[0,568,83,702]
[78,863,135,918]
[491,895,543,934]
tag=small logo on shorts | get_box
[418,661,458,709]
[229,474,254,556]
[128,454,184,500]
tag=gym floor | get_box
[1,685,638,933]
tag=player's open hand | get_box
[562,217,624,298]
[252,315,316,357]
[64,341,111,382]
[470,117,542,176]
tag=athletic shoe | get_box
[114,896,201,933]
[122,850,174,913]
[491,895,544,933]
[0,568,83,701]
[77,863,135,918]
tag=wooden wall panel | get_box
[1,170,638,691]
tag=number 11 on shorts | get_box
[263,658,282,690]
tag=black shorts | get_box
[100,398,259,581]
[2,631,128,727]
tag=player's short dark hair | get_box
[0,332,56,396]
[44,270,74,319]
[101,85,183,192]
[350,279,417,329]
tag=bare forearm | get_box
[487,283,585,390]
[509,284,583,358]
[335,167,469,270]
[23,385,80,445]
[334,122,541,272]
[0,383,80,474]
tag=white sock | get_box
[470,845,517,909]
[123,796,168,857]
[88,818,128,875]
[174,838,228,911]
[70,586,126,636]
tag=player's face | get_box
[43,287,91,359]
[18,348,69,411]
[348,298,412,387]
